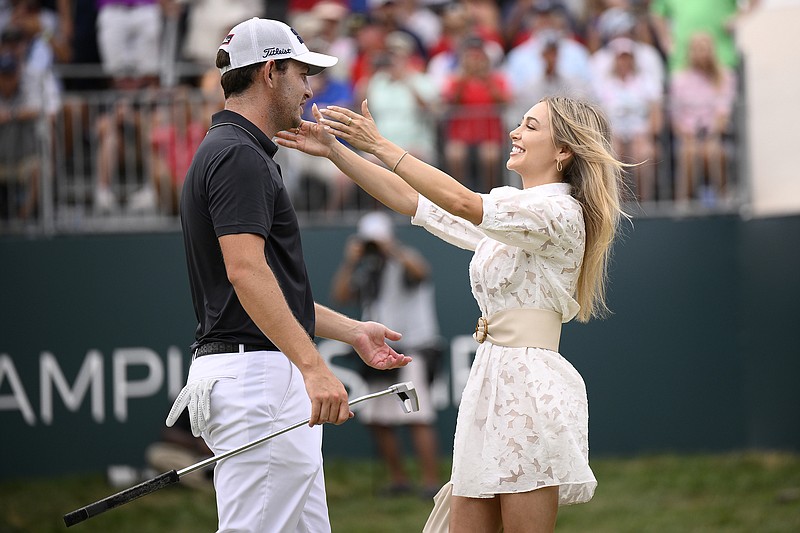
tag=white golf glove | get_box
[166,377,219,437]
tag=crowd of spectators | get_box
[0,0,761,226]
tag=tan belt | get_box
[473,308,562,351]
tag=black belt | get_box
[193,341,273,359]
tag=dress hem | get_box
[454,480,597,506]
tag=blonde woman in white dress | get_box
[277,96,627,533]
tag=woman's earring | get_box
[556,159,563,172]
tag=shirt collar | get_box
[527,182,572,196]
[495,182,572,198]
[210,110,278,158]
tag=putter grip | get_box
[63,470,179,527]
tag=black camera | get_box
[361,239,383,256]
[351,240,385,304]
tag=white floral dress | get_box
[412,182,597,505]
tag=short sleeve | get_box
[207,144,275,240]
[478,187,584,258]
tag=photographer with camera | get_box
[331,210,442,499]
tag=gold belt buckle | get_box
[474,316,488,343]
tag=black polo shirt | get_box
[180,110,315,351]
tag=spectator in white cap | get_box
[589,7,666,96]
[503,1,592,106]
[593,36,663,202]
[169,17,411,533]
[332,210,444,499]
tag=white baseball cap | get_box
[218,18,338,76]
[357,212,394,242]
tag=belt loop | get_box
[238,343,245,354]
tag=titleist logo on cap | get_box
[262,47,292,58]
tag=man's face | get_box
[462,47,488,75]
[271,59,313,130]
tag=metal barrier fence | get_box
[0,86,748,236]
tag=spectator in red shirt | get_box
[442,35,511,192]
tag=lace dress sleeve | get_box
[411,195,485,251]
[478,186,584,260]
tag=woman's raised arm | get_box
[274,104,419,216]
[319,100,484,225]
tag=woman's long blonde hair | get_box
[544,96,628,322]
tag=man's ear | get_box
[262,61,275,86]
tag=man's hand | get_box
[352,321,412,370]
[274,103,336,157]
[303,364,353,426]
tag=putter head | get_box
[389,381,419,414]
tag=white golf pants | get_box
[186,350,330,533]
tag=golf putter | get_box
[391,381,419,414]
[63,382,419,527]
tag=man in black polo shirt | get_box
[166,18,411,532]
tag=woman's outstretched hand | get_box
[274,103,336,157]
[319,100,382,155]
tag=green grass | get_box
[1,452,798,532]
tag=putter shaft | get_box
[64,383,415,527]
[179,384,402,476]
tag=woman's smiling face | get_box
[506,101,560,179]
